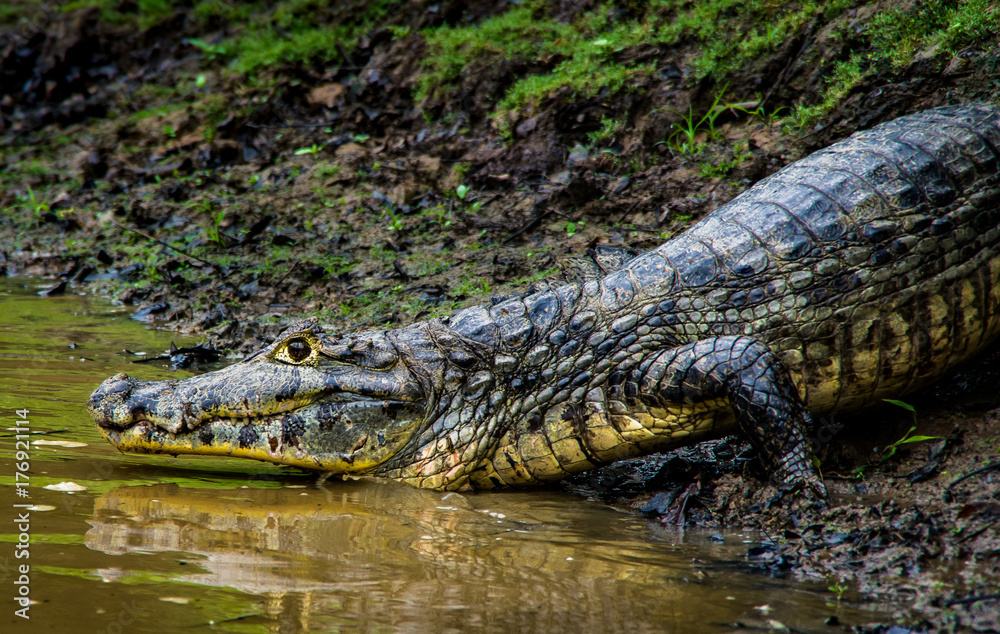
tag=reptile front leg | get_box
[622,335,826,496]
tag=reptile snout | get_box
[88,373,140,429]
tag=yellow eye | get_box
[283,337,313,363]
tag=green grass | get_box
[787,0,1000,130]
[417,0,857,124]
[226,0,400,74]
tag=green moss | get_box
[419,1,656,119]
[691,0,854,78]
[785,52,865,130]
[869,0,1000,67]
[418,1,860,123]
[227,0,400,74]
[788,0,999,130]
[939,0,1000,50]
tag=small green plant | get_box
[454,278,490,296]
[422,204,452,228]
[587,116,625,146]
[294,143,324,156]
[828,582,848,604]
[162,124,177,138]
[729,102,787,127]
[660,84,732,157]
[456,184,470,200]
[317,163,342,178]
[353,133,370,143]
[880,399,941,462]
[383,206,405,232]
[24,187,50,219]
[564,220,585,237]
[387,25,411,39]
[193,200,227,247]
[187,37,229,61]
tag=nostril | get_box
[88,373,137,419]
[107,378,131,396]
[100,374,134,398]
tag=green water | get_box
[0,277,884,632]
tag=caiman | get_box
[89,104,1000,495]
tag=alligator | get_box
[89,104,1000,495]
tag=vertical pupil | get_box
[287,340,310,362]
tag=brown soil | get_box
[2,2,998,631]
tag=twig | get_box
[274,261,299,286]
[616,200,642,225]
[244,120,339,129]
[503,207,555,244]
[110,220,222,271]
[946,594,1000,607]
[956,521,996,544]
[946,460,1000,495]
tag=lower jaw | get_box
[98,420,301,466]
[96,420,359,473]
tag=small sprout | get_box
[456,184,470,200]
[880,399,941,462]
[25,187,50,218]
[195,74,207,88]
[827,582,847,604]
[564,220,585,237]
[353,133,370,143]
[294,144,324,156]
[163,124,176,138]
[186,38,227,61]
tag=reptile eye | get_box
[285,338,312,363]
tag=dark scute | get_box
[490,300,533,349]
[526,291,561,332]
[599,270,637,310]
[730,250,768,278]
[628,255,674,295]
[527,411,543,432]
[448,349,478,369]
[448,307,500,346]
[924,179,956,206]
[870,249,893,266]
[670,245,718,287]
[558,340,581,357]
[930,217,953,235]
[198,426,214,445]
[281,418,305,447]
[237,424,259,449]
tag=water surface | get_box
[0,278,882,632]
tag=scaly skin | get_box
[89,104,1000,494]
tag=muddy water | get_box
[0,278,883,632]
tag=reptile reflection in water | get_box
[84,481,842,631]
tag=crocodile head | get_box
[88,318,445,474]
